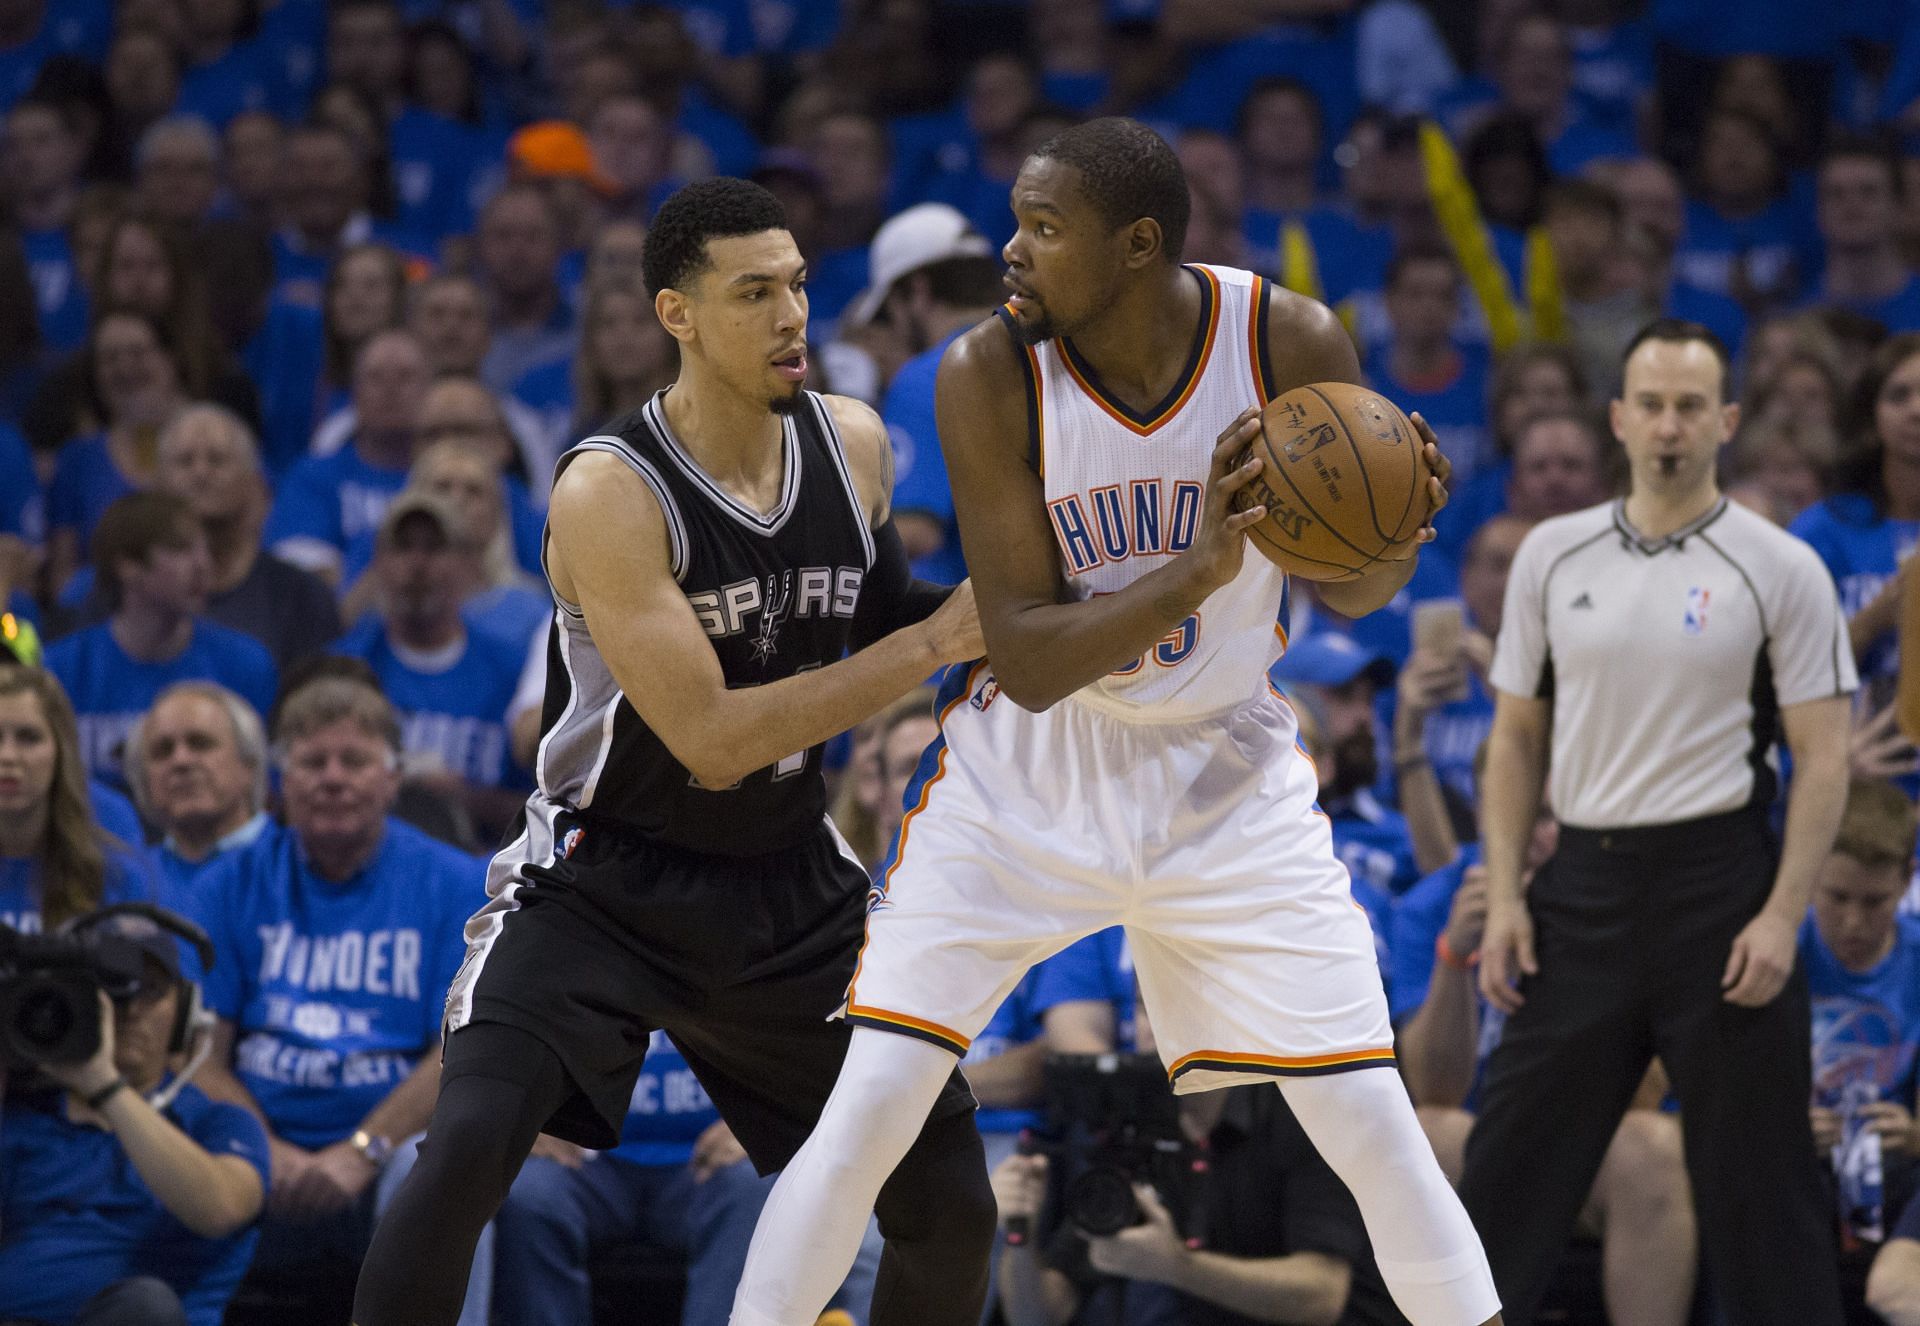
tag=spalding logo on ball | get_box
[1233,382,1432,582]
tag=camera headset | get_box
[58,903,218,1109]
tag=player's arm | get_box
[547,453,979,790]
[1261,290,1444,619]
[823,394,963,647]
[940,323,1268,712]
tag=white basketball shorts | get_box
[843,662,1396,1093]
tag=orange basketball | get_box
[1232,382,1433,582]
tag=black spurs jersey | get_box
[534,389,877,855]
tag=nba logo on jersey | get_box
[560,826,585,858]
[970,675,1001,712]
[1684,587,1711,636]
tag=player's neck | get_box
[1622,478,1720,540]
[661,368,787,488]
[1061,264,1201,406]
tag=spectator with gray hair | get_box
[126,680,272,895]
[135,113,222,226]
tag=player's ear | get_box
[1123,217,1163,271]
[654,287,697,345]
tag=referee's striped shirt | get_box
[1490,497,1857,830]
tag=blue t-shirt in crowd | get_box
[1665,280,1749,366]
[1327,787,1422,905]
[1790,493,1916,688]
[188,818,481,1148]
[606,1029,723,1169]
[0,420,42,544]
[1241,206,1393,310]
[1566,17,1653,129]
[45,622,278,784]
[332,619,528,789]
[21,225,88,354]
[155,815,279,911]
[241,300,326,478]
[0,1081,269,1326]
[46,432,139,560]
[965,971,1048,1138]
[1421,671,1496,807]
[1652,0,1846,60]
[1031,927,1138,1052]
[1804,913,1920,1113]
[1430,463,1507,566]
[1362,343,1494,484]
[0,838,158,934]
[1810,273,1920,334]
[174,35,291,126]
[510,356,576,477]
[89,781,148,855]
[1132,18,1360,148]
[389,107,489,243]
[882,328,967,586]
[1673,195,1817,308]
[265,443,412,570]
[1388,847,1505,1109]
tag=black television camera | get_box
[0,904,213,1069]
[1027,1051,1211,1244]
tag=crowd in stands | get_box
[11,0,1920,1323]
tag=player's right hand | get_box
[1478,896,1537,1013]
[1179,408,1269,597]
[990,1152,1049,1225]
[924,578,987,663]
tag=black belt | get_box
[1557,802,1770,858]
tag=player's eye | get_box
[1034,223,1055,238]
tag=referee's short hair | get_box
[1621,318,1733,402]
[1833,779,1919,872]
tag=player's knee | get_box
[878,1112,995,1254]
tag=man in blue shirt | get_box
[1810,137,1920,333]
[267,329,432,587]
[45,494,279,788]
[334,492,529,841]
[186,676,483,1323]
[1364,245,1495,484]
[124,682,273,899]
[271,124,427,310]
[1803,779,1920,1255]
[856,204,1001,586]
[474,183,577,393]
[0,908,269,1326]
[4,97,88,352]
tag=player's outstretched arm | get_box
[547,452,982,790]
[939,324,1268,711]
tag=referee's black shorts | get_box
[446,807,977,1165]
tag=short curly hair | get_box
[1031,117,1189,263]
[642,178,789,297]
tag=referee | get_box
[1461,319,1856,1326]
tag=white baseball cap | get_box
[843,203,995,328]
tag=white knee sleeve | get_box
[1279,1072,1501,1326]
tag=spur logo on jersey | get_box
[1047,478,1206,575]
[1684,586,1711,636]
[687,566,864,645]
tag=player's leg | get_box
[729,1028,984,1326]
[353,1021,574,1325]
[1581,1111,1695,1326]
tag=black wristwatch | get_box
[84,1076,128,1110]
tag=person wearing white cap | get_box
[851,204,1005,584]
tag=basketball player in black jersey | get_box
[352,179,995,1326]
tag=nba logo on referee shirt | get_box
[1684,587,1711,636]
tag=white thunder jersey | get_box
[1029,263,1290,720]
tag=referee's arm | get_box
[1722,694,1850,1005]
[1476,689,1550,1014]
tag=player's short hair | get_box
[642,178,789,297]
[1031,117,1189,263]
[1620,318,1732,401]
[92,491,200,611]
[1833,779,1919,872]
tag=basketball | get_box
[1232,382,1434,581]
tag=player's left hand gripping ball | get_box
[1397,410,1450,557]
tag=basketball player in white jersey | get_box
[731,119,1502,1326]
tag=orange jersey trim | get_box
[844,1004,972,1055]
[1167,1046,1398,1078]
[1247,274,1271,406]
[1057,265,1222,437]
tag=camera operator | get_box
[0,910,269,1326]
[992,982,1406,1326]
